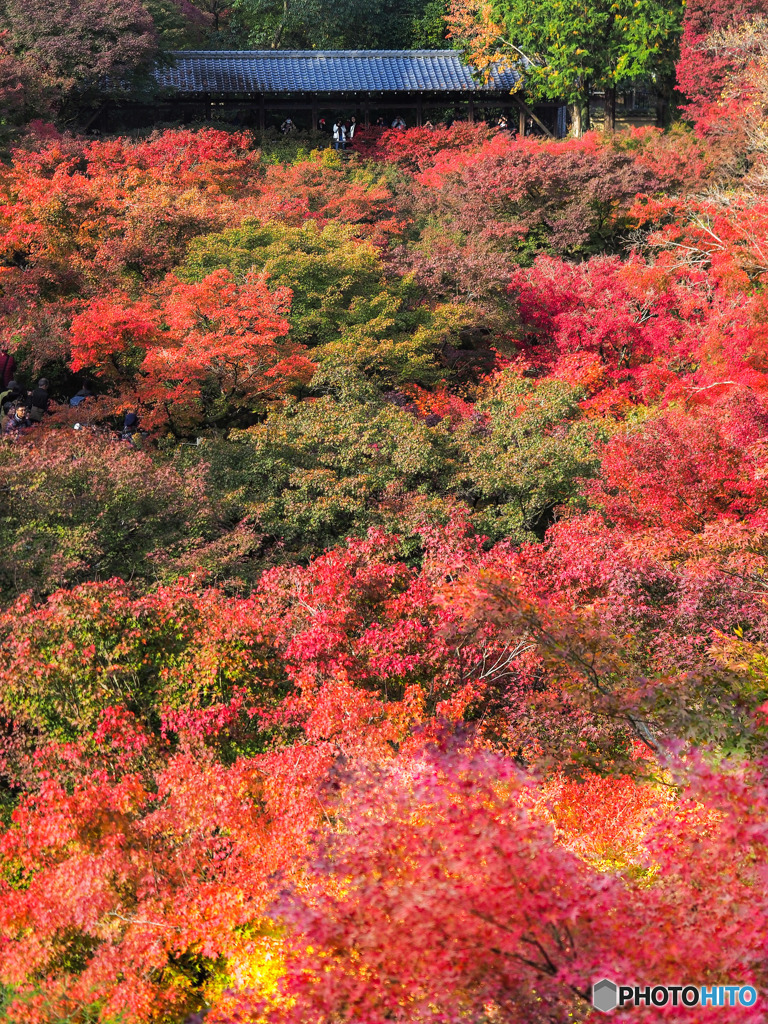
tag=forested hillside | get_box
[1,1,768,1021]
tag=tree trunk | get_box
[655,93,667,128]
[655,73,675,128]
[568,98,590,138]
[272,0,289,48]
[604,85,616,132]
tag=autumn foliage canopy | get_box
[2,15,768,1023]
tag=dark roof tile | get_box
[154,50,521,94]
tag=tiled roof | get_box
[154,50,522,95]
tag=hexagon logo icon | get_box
[593,978,618,1013]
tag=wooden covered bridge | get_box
[117,49,567,137]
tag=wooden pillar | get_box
[519,103,526,136]
[364,96,370,127]
[468,96,475,123]
[311,94,319,132]
[258,93,265,130]
[513,94,554,139]
[416,93,423,127]
[204,92,211,120]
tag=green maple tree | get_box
[449,0,683,132]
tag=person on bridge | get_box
[333,120,346,150]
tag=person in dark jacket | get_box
[0,350,16,388]
[121,411,141,443]
[3,404,30,437]
[28,378,50,422]
[0,380,22,416]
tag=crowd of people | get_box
[277,111,542,142]
[280,113,410,147]
[0,371,142,445]
[1,377,51,438]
